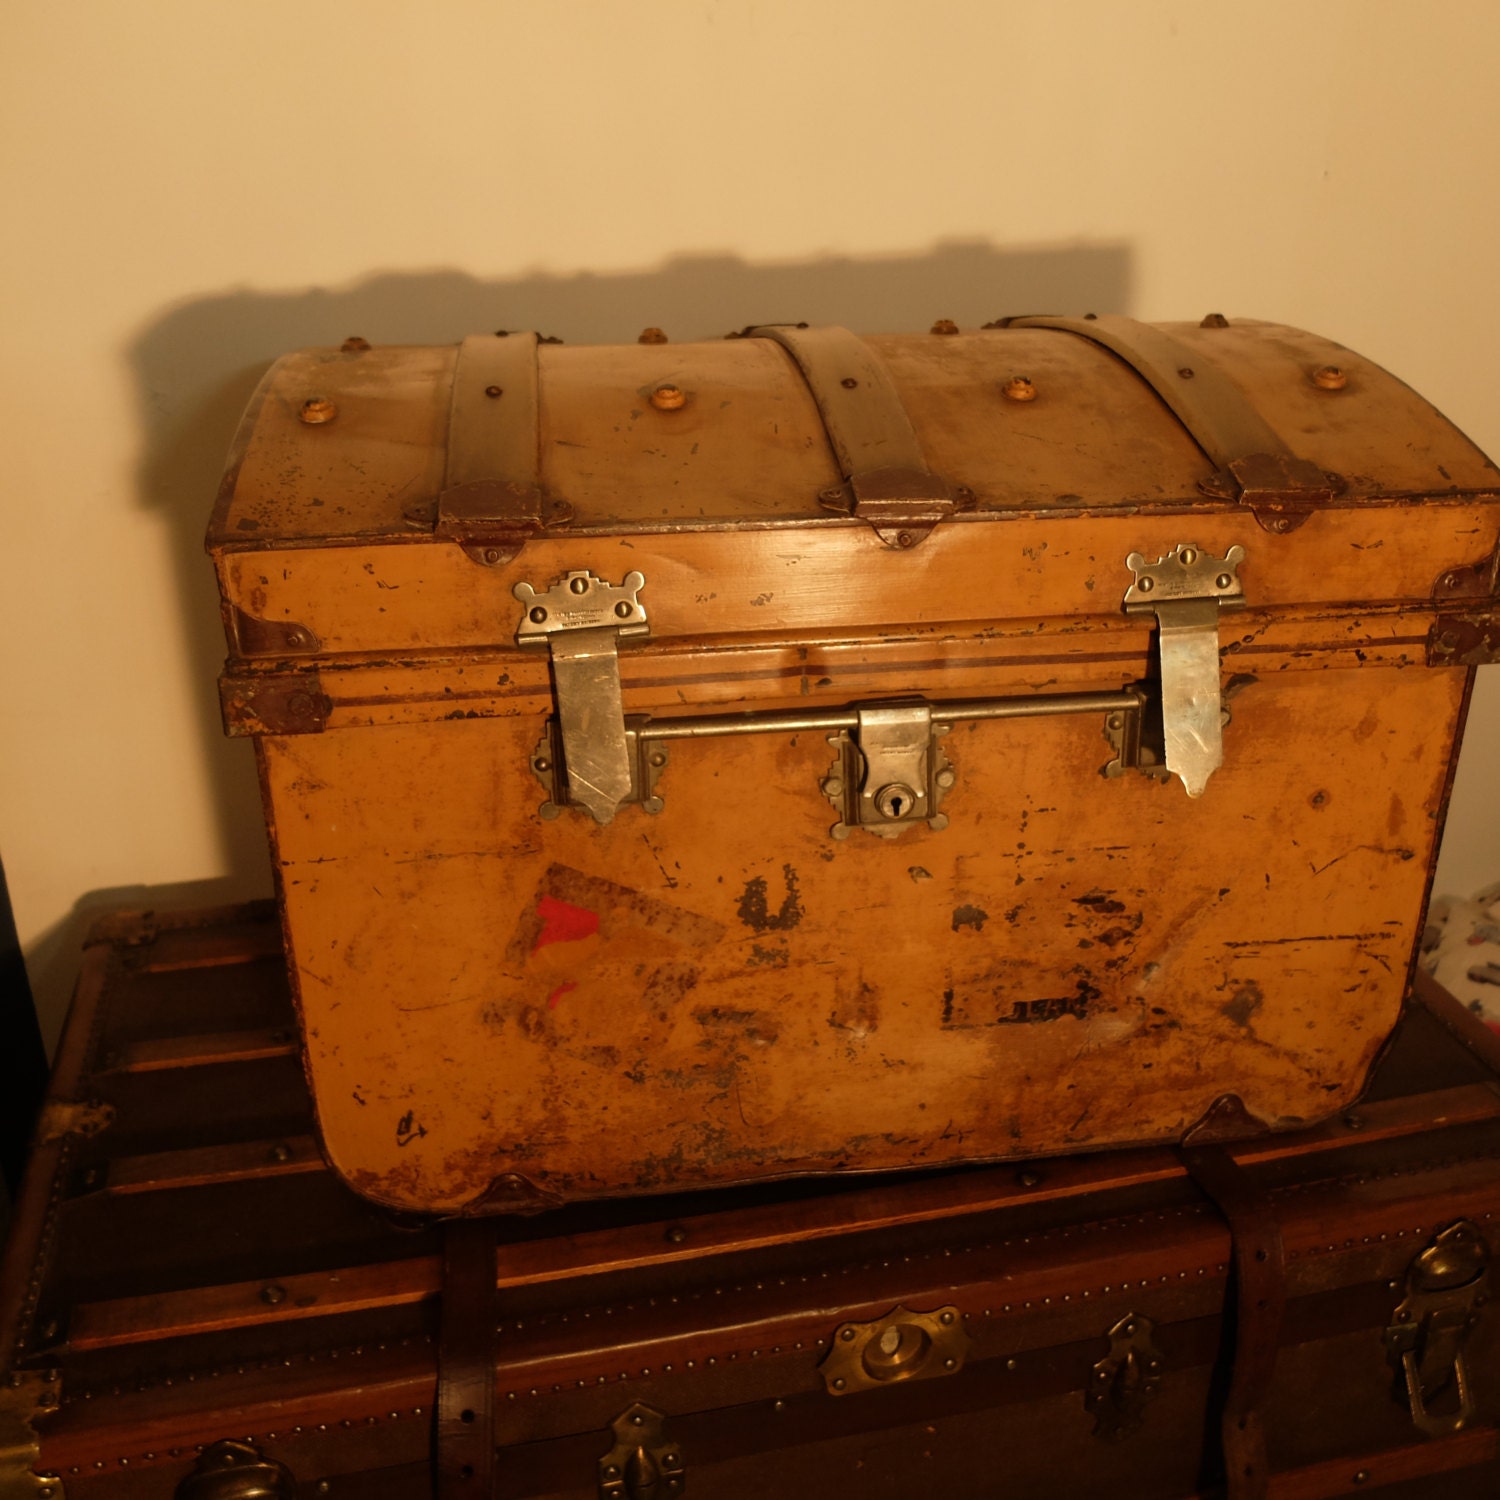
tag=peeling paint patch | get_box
[532,894,600,952]
[952,904,989,932]
[737,864,803,932]
[508,864,724,961]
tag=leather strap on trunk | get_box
[1179,1143,1287,1500]
[437,332,572,564]
[748,324,960,549]
[436,1218,500,1498]
[1010,315,1343,531]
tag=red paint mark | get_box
[532,894,600,952]
[547,982,578,1010]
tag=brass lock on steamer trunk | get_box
[516,543,1247,828]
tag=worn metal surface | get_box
[261,661,1468,1212]
[205,321,1500,1213]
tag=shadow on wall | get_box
[29,238,1132,1046]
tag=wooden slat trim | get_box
[60,1083,1500,1352]
[108,1026,297,1073]
[104,1134,323,1194]
[66,1255,441,1350]
[1266,1424,1498,1499]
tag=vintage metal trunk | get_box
[6,906,1500,1499]
[207,317,1500,1214]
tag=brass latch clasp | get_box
[822,702,955,839]
[1086,1312,1166,1440]
[1384,1220,1490,1436]
[1123,542,1247,798]
[597,1403,684,1500]
[514,569,649,826]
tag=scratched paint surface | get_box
[263,662,1466,1213]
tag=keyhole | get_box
[874,783,919,821]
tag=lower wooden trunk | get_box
[3,905,1499,1498]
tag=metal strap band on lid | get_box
[437,332,572,564]
[1010,315,1344,531]
[749,324,963,548]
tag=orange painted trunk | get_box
[210,318,1500,1213]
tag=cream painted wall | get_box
[3,0,1498,1044]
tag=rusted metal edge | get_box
[1430,540,1500,664]
[230,608,321,659]
[219,671,331,736]
[436,332,573,567]
[749,324,965,549]
[1008,316,1345,533]
[205,484,1500,557]
[1180,1094,1272,1147]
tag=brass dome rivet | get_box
[1313,365,1348,390]
[1200,313,1229,328]
[1177,366,1195,379]
[1002,376,1036,402]
[340,336,370,352]
[650,383,687,410]
[931,319,959,335]
[638,327,668,344]
[484,385,503,399]
[299,397,337,424]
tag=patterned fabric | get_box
[1423,882,1500,1033]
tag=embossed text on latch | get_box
[1123,542,1247,799]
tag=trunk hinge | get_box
[1123,542,1247,797]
